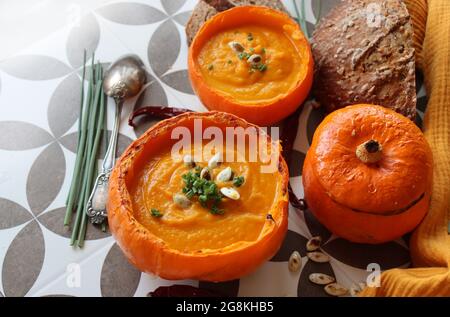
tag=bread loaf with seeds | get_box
[311,0,416,120]
[186,0,289,46]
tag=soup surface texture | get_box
[197,25,303,104]
[130,145,281,253]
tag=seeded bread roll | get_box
[311,0,416,120]
[186,0,289,46]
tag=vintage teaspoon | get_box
[86,55,146,224]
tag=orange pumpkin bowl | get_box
[188,6,313,126]
[108,111,289,281]
[302,105,433,244]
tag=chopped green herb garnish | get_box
[258,64,267,72]
[238,52,251,60]
[211,205,224,215]
[247,33,254,41]
[261,48,266,54]
[249,48,255,53]
[194,165,202,173]
[233,176,245,187]
[227,60,232,64]
[151,208,163,218]
[182,171,224,215]
[208,64,214,70]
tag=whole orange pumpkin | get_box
[302,104,433,244]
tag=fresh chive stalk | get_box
[64,52,91,226]
[70,76,100,245]
[78,67,105,247]
[66,50,87,207]
[292,0,309,39]
[67,54,108,247]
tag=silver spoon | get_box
[86,55,146,224]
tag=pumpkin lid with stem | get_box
[309,104,433,215]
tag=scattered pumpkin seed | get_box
[358,282,367,290]
[309,273,335,285]
[200,167,211,180]
[216,167,233,182]
[220,187,240,200]
[288,251,302,272]
[324,283,348,297]
[247,54,262,64]
[349,282,367,297]
[306,236,322,251]
[173,193,192,209]
[307,251,330,263]
[208,152,222,169]
[228,41,244,53]
[183,154,195,168]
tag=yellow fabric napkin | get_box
[360,0,450,296]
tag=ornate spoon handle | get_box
[86,98,123,224]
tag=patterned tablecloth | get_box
[0,0,428,297]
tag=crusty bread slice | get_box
[186,0,288,46]
[312,0,417,120]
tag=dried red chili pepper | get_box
[128,105,192,127]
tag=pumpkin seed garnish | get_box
[306,236,322,251]
[216,167,233,182]
[247,54,262,64]
[183,154,195,168]
[324,283,348,297]
[220,187,240,200]
[200,167,211,180]
[208,152,222,169]
[309,273,335,285]
[288,251,302,272]
[307,251,330,263]
[228,41,244,53]
[173,194,192,209]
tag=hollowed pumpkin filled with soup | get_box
[108,112,288,281]
[188,6,313,126]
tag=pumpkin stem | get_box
[356,140,382,164]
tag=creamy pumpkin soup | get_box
[197,25,304,104]
[130,144,282,253]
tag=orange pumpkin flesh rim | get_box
[108,111,289,281]
[303,104,433,244]
[188,6,314,126]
